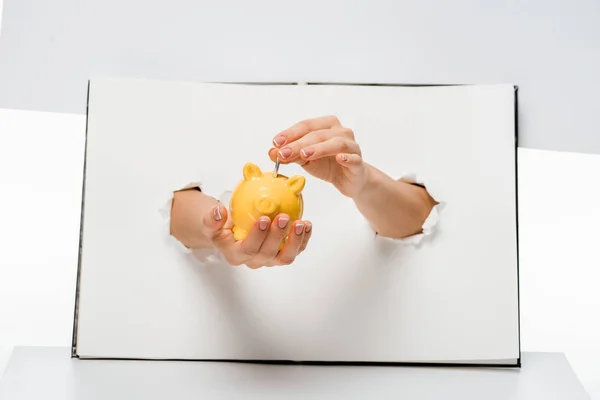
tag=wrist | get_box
[351,163,382,203]
[171,190,218,250]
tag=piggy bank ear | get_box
[286,175,306,194]
[243,163,262,181]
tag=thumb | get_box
[201,204,228,238]
[336,153,364,175]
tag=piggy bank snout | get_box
[254,197,279,217]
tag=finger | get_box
[272,116,342,148]
[201,204,227,237]
[283,128,355,163]
[336,153,364,175]
[268,147,279,163]
[268,147,303,166]
[243,263,265,270]
[240,217,271,258]
[201,205,234,249]
[259,214,291,259]
[276,221,305,265]
[299,221,312,253]
[270,127,355,164]
[223,207,235,230]
[299,137,361,162]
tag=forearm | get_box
[353,164,437,239]
[170,189,219,249]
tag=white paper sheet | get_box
[75,79,519,363]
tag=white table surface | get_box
[0,347,590,399]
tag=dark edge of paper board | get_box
[514,86,521,368]
[74,357,519,368]
[306,82,463,87]
[71,80,91,358]
[71,81,521,368]
[216,81,464,87]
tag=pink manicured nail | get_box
[279,148,292,159]
[301,148,314,158]
[305,223,312,233]
[278,217,289,229]
[295,223,304,235]
[213,206,222,221]
[273,136,286,147]
[340,154,348,162]
[259,218,269,231]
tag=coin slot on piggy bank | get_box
[230,163,305,241]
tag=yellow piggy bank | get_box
[230,163,306,241]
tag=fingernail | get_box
[295,223,304,235]
[278,148,292,159]
[301,148,314,158]
[340,154,348,162]
[305,223,312,233]
[273,136,286,147]
[259,218,269,231]
[278,217,289,229]
[213,206,222,221]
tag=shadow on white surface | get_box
[2,348,593,399]
[0,346,11,378]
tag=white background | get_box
[0,110,85,379]
[1,0,600,397]
[1,109,599,397]
[0,0,600,154]
[0,0,3,35]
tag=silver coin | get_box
[273,157,280,177]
